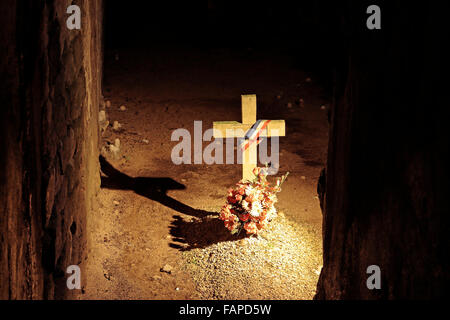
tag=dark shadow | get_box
[169,215,247,251]
[99,156,247,251]
[99,155,214,218]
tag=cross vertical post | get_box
[241,95,258,180]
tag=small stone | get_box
[113,200,120,206]
[99,110,106,123]
[160,264,173,274]
[105,100,111,108]
[301,176,306,180]
[299,98,305,108]
[119,105,127,111]
[315,265,323,275]
[181,178,187,183]
[114,138,120,148]
[113,121,122,131]
[151,275,162,281]
[142,139,149,144]
[109,144,120,159]
[175,287,180,291]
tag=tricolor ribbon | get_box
[240,120,272,151]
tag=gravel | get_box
[181,213,322,300]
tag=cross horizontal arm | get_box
[213,120,286,138]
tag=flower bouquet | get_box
[219,167,289,235]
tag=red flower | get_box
[240,213,250,222]
[227,196,237,204]
[244,221,258,234]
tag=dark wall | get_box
[0,0,102,299]
[316,1,450,299]
[103,0,338,88]
[103,1,336,51]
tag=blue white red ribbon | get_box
[240,120,272,151]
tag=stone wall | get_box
[0,0,103,299]
[315,1,449,299]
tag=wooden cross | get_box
[213,94,286,180]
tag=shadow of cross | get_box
[99,155,215,218]
[213,94,286,180]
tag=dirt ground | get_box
[83,47,329,300]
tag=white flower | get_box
[250,202,263,217]
[244,185,254,196]
[242,200,250,210]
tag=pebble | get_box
[114,138,121,148]
[119,105,127,111]
[113,121,122,131]
[152,275,162,281]
[160,264,173,274]
[109,144,120,159]
[113,200,120,206]
[142,139,149,144]
[99,111,109,134]
[99,110,106,123]
[315,266,323,275]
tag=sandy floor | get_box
[84,47,329,300]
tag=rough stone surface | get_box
[0,0,103,299]
[315,1,449,299]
